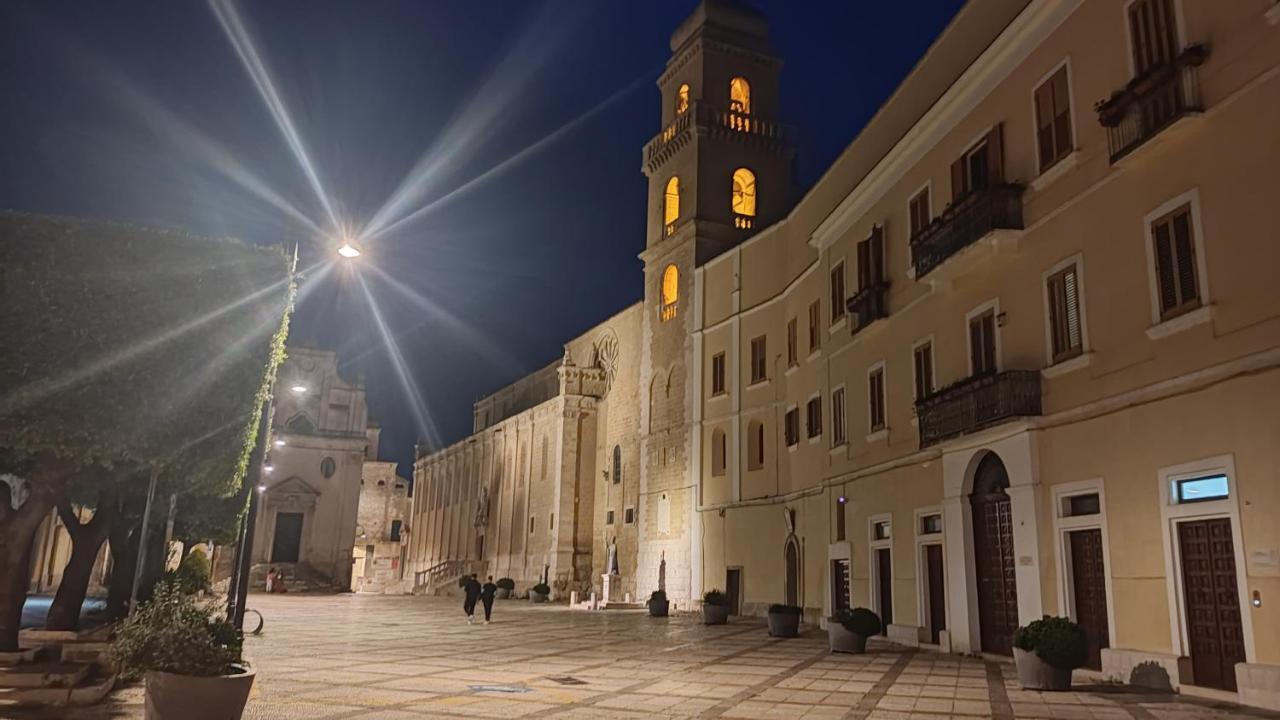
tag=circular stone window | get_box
[320,456,336,478]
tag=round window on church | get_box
[321,456,336,478]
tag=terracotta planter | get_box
[768,611,800,638]
[529,591,549,603]
[1014,647,1073,690]
[703,604,729,625]
[649,599,669,617]
[828,622,869,654]
[145,664,255,720]
[495,587,511,600]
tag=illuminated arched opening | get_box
[732,168,757,228]
[676,83,690,114]
[730,77,751,114]
[663,176,680,234]
[660,264,679,322]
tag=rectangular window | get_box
[1128,0,1179,76]
[913,342,934,400]
[835,497,847,542]
[1034,66,1073,172]
[1047,264,1083,362]
[873,519,891,541]
[784,407,799,447]
[830,261,846,323]
[786,318,798,367]
[1174,474,1229,504]
[750,336,767,383]
[806,396,822,439]
[908,187,930,239]
[831,387,847,446]
[1151,204,1200,321]
[1061,493,1101,517]
[969,310,997,376]
[856,226,885,291]
[919,514,942,535]
[390,519,402,542]
[951,125,1004,200]
[868,367,886,432]
[711,352,726,395]
[606,510,615,525]
[549,513,555,530]
[624,507,636,524]
[808,301,822,353]
[529,516,535,534]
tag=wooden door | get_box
[831,559,850,614]
[1068,529,1110,669]
[1179,518,1246,691]
[785,540,800,607]
[925,544,946,645]
[971,453,1018,655]
[876,548,893,634]
[271,512,303,563]
[726,568,743,616]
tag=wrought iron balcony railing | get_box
[915,370,1041,448]
[847,281,889,336]
[909,183,1025,280]
[1096,44,1207,163]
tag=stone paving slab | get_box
[3,594,1279,719]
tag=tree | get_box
[0,212,294,649]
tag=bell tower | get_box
[636,0,794,605]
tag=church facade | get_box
[408,0,1280,706]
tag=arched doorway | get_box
[970,452,1018,655]
[784,536,800,607]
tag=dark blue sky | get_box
[0,0,962,478]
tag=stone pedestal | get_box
[602,573,618,604]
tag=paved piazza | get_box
[16,594,1278,720]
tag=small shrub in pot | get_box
[167,548,212,595]
[495,577,515,599]
[648,590,669,617]
[1013,616,1088,690]
[529,582,551,603]
[702,589,730,625]
[767,604,802,638]
[111,583,254,720]
[828,607,881,654]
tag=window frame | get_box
[1142,189,1210,329]
[911,336,936,402]
[806,393,823,442]
[749,335,768,384]
[747,419,765,471]
[1123,0,1185,78]
[807,301,822,355]
[965,300,1002,377]
[1031,59,1076,175]
[786,318,798,368]
[711,427,727,477]
[907,182,932,240]
[830,260,847,326]
[867,361,887,435]
[1042,254,1089,366]
[830,385,847,448]
[783,405,800,449]
[711,352,727,396]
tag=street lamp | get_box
[337,240,362,259]
[290,384,307,394]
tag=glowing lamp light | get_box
[263,463,274,473]
[290,384,308,394]
[273,439,286,447]
[837,496,847,504]
[337,241,362,259]
[256,483,267,493]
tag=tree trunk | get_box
[46,493,115,631]
[104,517,140,621]
[0,475,63,651]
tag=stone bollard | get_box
[570,591,579,606]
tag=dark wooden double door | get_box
[271,512,304,563]
[1067,529,1110,670]
[971,454,1018,656]
[1178,518,1246,691]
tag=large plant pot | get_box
[703,604,729,625]
[529,591,549,603]
[828,623,868,654]
[495,588,511,600]
[768,612,800,638]
[145,665,255,720]
[649,600,670,617]
[1014,647,1073,690]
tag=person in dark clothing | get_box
[462,574,482,625]
[480,576,498,624]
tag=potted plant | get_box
[648,590,669,617]
[828,607,881,654]
[166,548,212,595]
[702,590,730,625]
[495,577,515,600]
[529,582,551,603]
[111,583,253,720]
[767,603,802,638]
[1013,616,1088,690]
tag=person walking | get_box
[480,576,498,624]
[265,567,277,593]
[462,574,482,625]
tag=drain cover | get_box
[469,684,532,694]
[548,676,587,686]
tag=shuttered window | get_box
[832,388,847,446]
[711,352,726,395]
[969,310,998,376]
[856,225,885,291]
[1128,0,1179,76]
[806,396,822,439]
[748,420,765,470]
[830,262,847,323]
[913,342,934,400]
[808,301,822,353]
[1034,66,1073,173]
[908,187,930,239]
[784,408,799,447]
[868,367,886,433]
[711,428,726,477]
[1047,264,1083,362]
[952,124,1004,201]
[786,318,798,367]
[1151,204,1200,320]
[750,336,767,383]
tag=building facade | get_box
[408,0,1280,707]
[352,425,410,593]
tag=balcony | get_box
[847,281,889,337]
[909,183,1024,281]
[643,101,794,174]
[915,370,1041,448]
[1096,45,1207,163]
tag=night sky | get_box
[0,1,963,479]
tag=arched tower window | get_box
[747,420,764,470]
[612,445,622,484]
[732,168,757,228]
[711,428,726,477]
[663,176,680,235]
[729,77,751,114]
[660,265,679,322]
[676,83,690,114]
